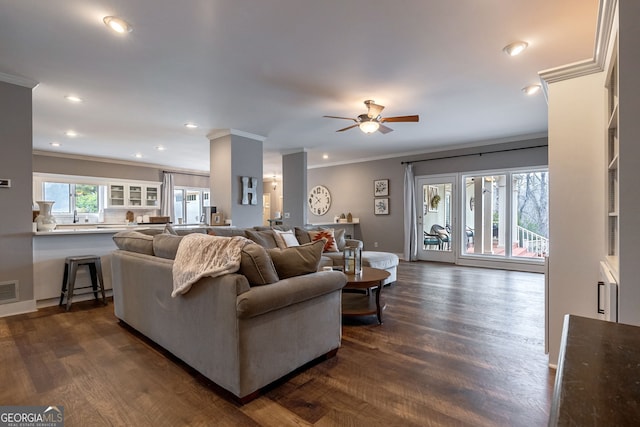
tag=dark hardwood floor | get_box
[0,261,553,426]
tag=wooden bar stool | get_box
[59,255,107,311]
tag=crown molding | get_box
[539,0,616,84]
[0,71,39,89]
[206,128,266,142]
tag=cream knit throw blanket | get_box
[171,234,250,297]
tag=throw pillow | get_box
[245,229,279,249]
[112,231,154,255]
[163,224,178,235]
[334,228,347,251]
[273,229,300,249]
[308,229,338,252]
[239,243,279,286]
[267,240,324,279]
[153,233,183,259]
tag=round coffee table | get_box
[342,266,390,324]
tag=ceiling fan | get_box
[324,100,419,134]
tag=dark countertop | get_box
[549,315,640,426]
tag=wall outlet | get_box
[284,212,290,218]
[0,179,11,188]
[374,242,378,248]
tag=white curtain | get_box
[161,172,175,222]
[403,163,418,261]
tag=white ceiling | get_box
[1,0,599,178]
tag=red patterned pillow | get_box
[307,229,338,252]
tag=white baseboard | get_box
[0,299,37,318]
[36,290,113,309]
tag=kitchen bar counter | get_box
[549,315,640,426]
[33,224,165,236]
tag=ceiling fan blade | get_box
[381,115,420,123]
[323,115,357,122]
[378,124,394,134]
[366,102,385,118]
[336,124,359,132]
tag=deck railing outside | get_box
[516,225,549,257]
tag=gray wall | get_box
[0,81,34,302]
[33,154,209,188]
[308,138,548,253]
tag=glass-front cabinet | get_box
[108,184,125,207]
[145,186,159,207]
[107,183,160,208]
[128,185,143,206]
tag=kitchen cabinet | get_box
[107,182,160,208]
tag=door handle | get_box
[597,281,605,314]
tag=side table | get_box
[342,266,390,324]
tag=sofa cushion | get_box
[163,224,178,235]
[136,228,165,236]
[175,227,207,235]
[273,229,300,249]
[113,231,154,255]
[294,226,312,244]
[334,229,347,251]
[361,251,400,270]
[244,229,279,249]
[206,227,246,237]
[153,233,183,259]
[267,240,325,279]
[308,229,338,252]
[239,243,279,286]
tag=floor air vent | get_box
[0,281,18,304]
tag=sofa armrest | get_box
[344,239,363,249]
[236,271,346,319]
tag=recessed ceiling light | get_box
[522,85,542,95]
[503,41,529,56]
[64,95,83,103]
[103,16,133,34]
[65,130,78,137]
[134,153,143,158]
[184,123,198,129]
[155,145,166,151]
[50,142,61,147]
[322,154,329,159]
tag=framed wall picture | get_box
[374,179,389,196]
[374,198,389,215]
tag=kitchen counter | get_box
[33,224,167,236]
[549,315,640,426]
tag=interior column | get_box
[208,129,264,228]
[282,150,307,227]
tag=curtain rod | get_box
[400,144,548,165]
[162,169,210,178]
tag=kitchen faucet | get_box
[73,209,79,223]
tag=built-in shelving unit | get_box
[605,38,619,275]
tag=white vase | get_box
[35,201,57,231]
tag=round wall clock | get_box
[308,185,331,216]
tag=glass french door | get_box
[416,175,457,263]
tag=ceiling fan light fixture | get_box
[103,16,133,34]
[359,120,379,134]
[503,41,528,56]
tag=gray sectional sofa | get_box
[110,225,398,402]
[110,230,346,403]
